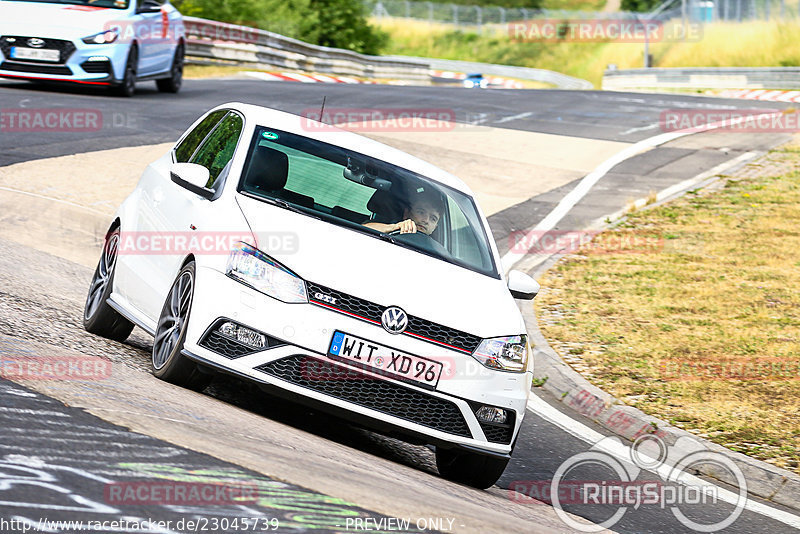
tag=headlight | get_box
[226,243,307,303]
[472,335,529,372]
[82,29,119,45]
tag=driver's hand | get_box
[394,219,417,234]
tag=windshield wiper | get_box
[377,232,397,245]
[242,191,322,220]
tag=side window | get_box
[190,112,244,187]
[447,196,489,270]
[174,110,227,163]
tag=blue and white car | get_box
[0,0,185,96]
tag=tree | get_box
[174,0,386,54]
[310,0,388,54]
[621,0,662,12]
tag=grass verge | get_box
[376,18,800,87]
[184,64,253,79]
[535,141,800,474]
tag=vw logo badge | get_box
[27,38,46,48]
[381,306,408,334]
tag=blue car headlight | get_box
[226,243,308,303]
[82,29,119,45]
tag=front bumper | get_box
[0,35,128,84]
[185,266,532,455]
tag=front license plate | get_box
[10,47,60,62]
[328,331,443,388]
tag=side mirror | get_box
[136,0,162,13]
[170,162,214,199]
[507,270,539,300]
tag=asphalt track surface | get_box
[0,78,798,533]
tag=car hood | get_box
[237,195,525,340]
[0,2,125,39]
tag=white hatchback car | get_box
[0,0,184,96]
[84,103,540,488]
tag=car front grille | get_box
[477,411,516,445]
[0,36,76,64]
[0,61,72,75]
[306,281,482,354]
[255,355,473,438]
[481,422,515,444]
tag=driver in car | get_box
[364,190,443,235]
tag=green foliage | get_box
[175,0,316,38]
[421,0,542,7]
[620,0,661,12]
[311,0,388,54]
[174,0,387,54]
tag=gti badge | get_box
[381,306,408,334]
[27,38,46,48]
[313,292,337,305]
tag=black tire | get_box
[435,447,510,489]
[114,45,137,97]
[156,43,183,93]
[84,227,135,342]
[151,261,211,391]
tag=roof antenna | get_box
[319,96,327,123]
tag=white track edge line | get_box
[526,395,800,529]
[501,111,784,274]
[0,186,108,216]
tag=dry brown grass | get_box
[184,64,251,79]
[536,144,800,474]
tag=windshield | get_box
[238,126,499,278]
[4,0,130,8]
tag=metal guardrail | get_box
[395,56,595,90]
[182,17,594,90]
[183,17,429,81]
[603,67,800,90]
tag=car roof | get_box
[217,102,474,195]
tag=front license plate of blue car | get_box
[328,331,443,388]
[11,47,59,62]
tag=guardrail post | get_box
[681,0,688,28]
[476,6,482,29]
[499,6,506,24]
[405,0,410,18]
[428,1,434,22]
[453,3,459,25]
[521,7,528,20]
